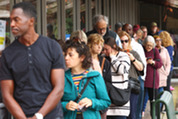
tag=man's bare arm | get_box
[34,68,64,117]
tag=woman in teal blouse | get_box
[62,39,111,119]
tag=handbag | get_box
[129,77,140,94]
[106,81,131,106]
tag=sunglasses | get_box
[121,40,129,43]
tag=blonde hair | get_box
[118,31,132,51]
[70,30,88,44]
[159,31,174,47]
[87,34,104,49]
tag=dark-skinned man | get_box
[0,2,65,119]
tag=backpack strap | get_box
[74,77,92,102]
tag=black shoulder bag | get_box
[106,81,131,106]
[107,63,131,106]
[129,77,140,94]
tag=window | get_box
[46,0,57,40]
[65,0,73,35]
[0,0,10,47]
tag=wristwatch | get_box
[131,59,136,63]
[35,113,43,119]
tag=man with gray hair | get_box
[86,14,122,48]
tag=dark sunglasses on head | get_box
[121,40,129,43]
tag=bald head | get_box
[123,24,133,36]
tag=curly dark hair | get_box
[64,39,92,70]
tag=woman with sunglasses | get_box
[103,36,130,119]
[61,39,111,119]
[119,31,144,119]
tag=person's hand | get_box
[147,59,155,65]
[78,98,92,108]
[66,101,79,111]
[126,52,135,61]
[109,49,116,58]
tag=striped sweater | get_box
[107,51,131,116]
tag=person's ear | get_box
[113,44,116,49]
[29,17,35,26]
[80,55,85,62]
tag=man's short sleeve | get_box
[0,53,13,80]
[51,42,65,69]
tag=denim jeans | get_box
[136,77,144,119]
[142,88,149,112]
[128,93,139,119]
[158,87,164,109]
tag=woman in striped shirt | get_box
[103,36,131,119]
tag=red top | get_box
[144,48,163,89]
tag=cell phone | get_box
[124,49,130,53]
[78,105,87,112]
[146,57,152,60]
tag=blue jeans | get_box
[107,116,127,119]
[128,93,139,119]
[136,77,144,119]
[158,87,164,94]
[158,87,164,109]
[142,88,149,112]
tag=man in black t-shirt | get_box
[0,2,65,119]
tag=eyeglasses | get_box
[146,44,153,47]
[121,40,129,43]
[96,27,107,32]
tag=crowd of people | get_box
[0,1,176,119]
